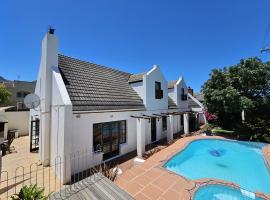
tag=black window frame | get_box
[93,120,127,153]
[162,116,167,131]
[181,88,187,101]
[155,81,163,99]
[119,120,126,144]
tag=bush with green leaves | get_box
[202,57,270,142]
[0,84,11,105]
[11,184,49,200]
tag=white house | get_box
[30,30,202,183]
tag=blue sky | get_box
[1,0,270,92]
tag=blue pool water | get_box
[194,184,265,200]
[164,139,270,194]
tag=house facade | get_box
[30,30,202,183]
[0,80,36,109]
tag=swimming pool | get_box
[164,139,270,194]
[194,184,265,200]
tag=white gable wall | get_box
[143,66,168,111]
[175,77,189,110]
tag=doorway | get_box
[102,122,120,160]
[30,119,40,152]
[151,118,157,142]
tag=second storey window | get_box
[162,116,167,131]
[181,88,187,101]
[155,81,163,99]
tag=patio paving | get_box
[0,136,61,199]
[115,135,270,200]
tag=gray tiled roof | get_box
[168,80,177,89]
[168,97,177,109]
[194,92,204,102]
[58,54,145,111]
[128,73,145,83]
[188,96,201,108]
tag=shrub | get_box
[91,163,119,182]
[205,111,218,123]
[11,185,48,200]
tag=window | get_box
[17,92,22,98]
[162,116,167,131]
[119,121,126,144]
[181,88,187,101]
[155,81,163,99]
[17,91,30,98]
[93,120,126,153]
[93,123,102,152]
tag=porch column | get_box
[137,118,145,158]
[167,115,174,142]
[4,122,8,139]
[184,113,189,134]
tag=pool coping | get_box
[115,136,270,200]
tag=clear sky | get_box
[1,0,270,92]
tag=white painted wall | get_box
[130,81,143,99]
[50,67,73,183]
[143,66,168,110]
[69,108,173,174]
[0,111,29,137]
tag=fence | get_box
[0,150,107,199]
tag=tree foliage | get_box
[202,57,270,141]
[0,84,11,105]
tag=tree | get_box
[0,84,11,105]
[202,57,270,141]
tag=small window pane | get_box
[119,121,126,144]
[93,124,102,152]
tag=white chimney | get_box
[39,28,58,165]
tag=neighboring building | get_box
[30,30,203,183]
[0,80,36,109]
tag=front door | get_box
[102,122,120,160]
[151,118,157,142]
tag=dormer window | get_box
[181,88,187,101]
[155,81,163,99]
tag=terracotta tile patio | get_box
[115,136,270,200]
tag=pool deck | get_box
[115,136,270,200]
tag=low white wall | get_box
[3,111,30,136]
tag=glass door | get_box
[102,122,120,160]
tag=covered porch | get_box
[132,111,197,158]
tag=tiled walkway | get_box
[115,136,270,200]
